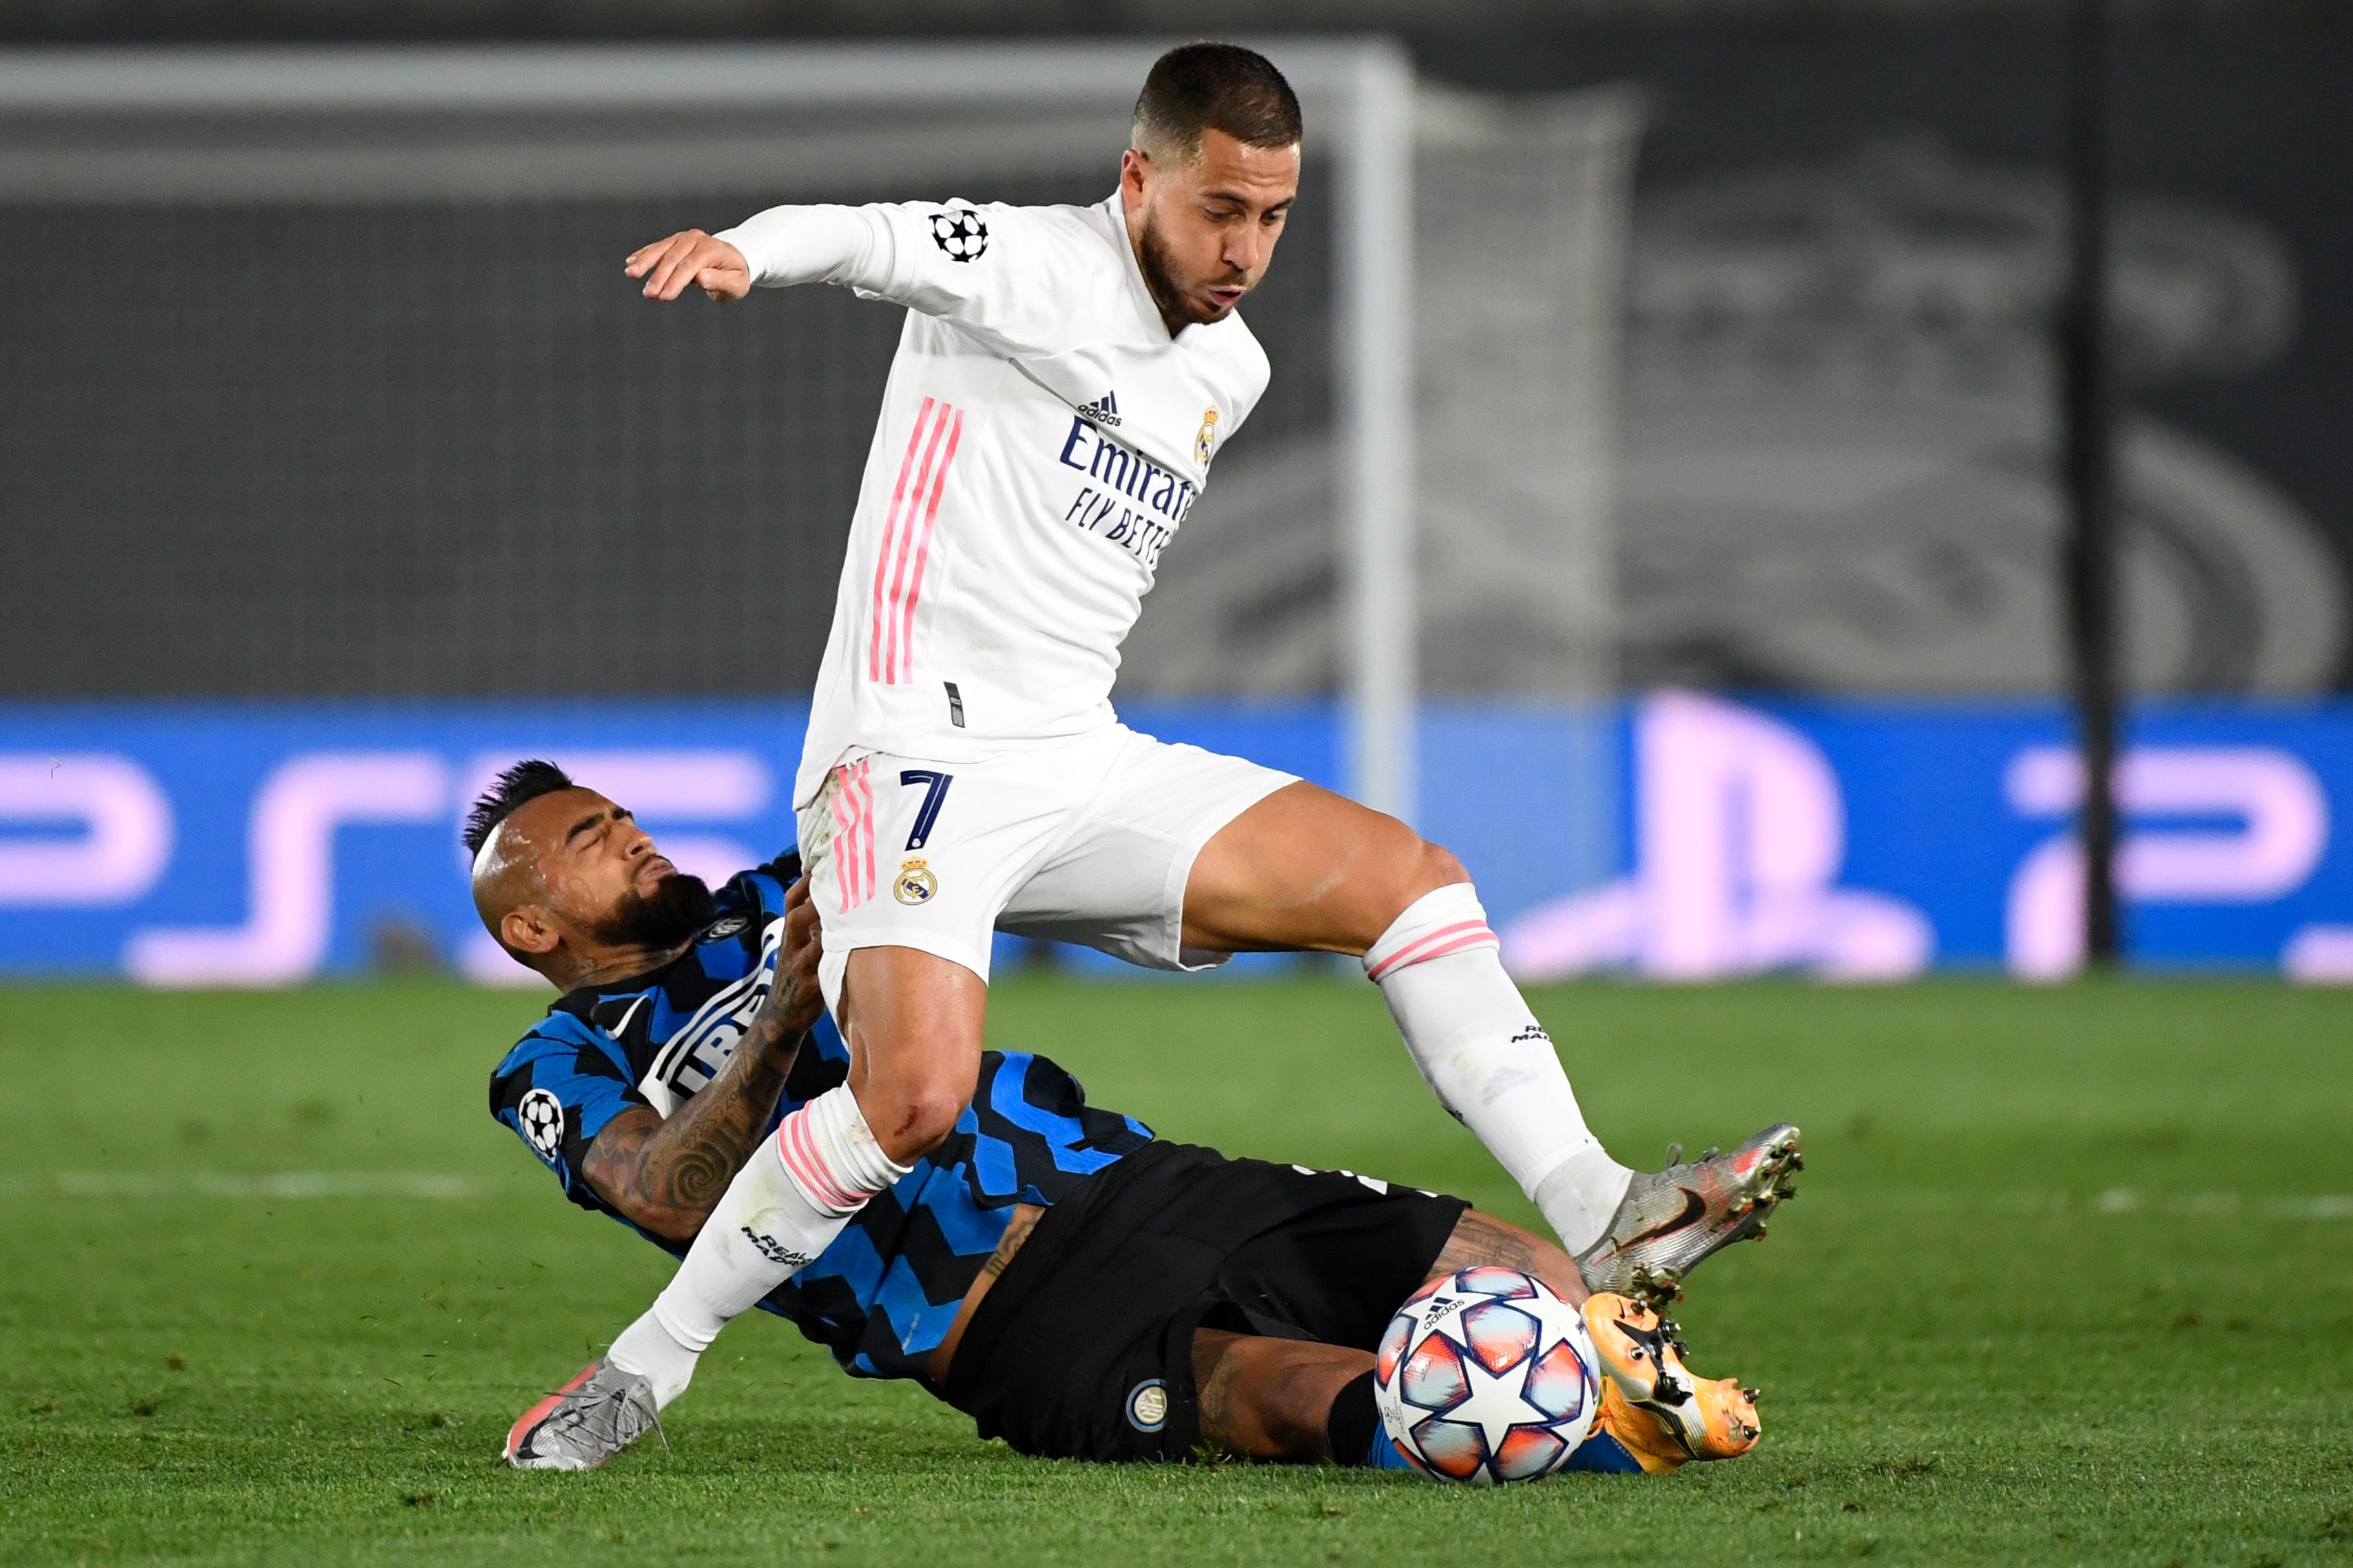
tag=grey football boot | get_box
[504,1357,666,1471]
[1574,1124,1803,1306]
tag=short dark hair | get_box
[463,759,574,857]
[1132,43,1303,163]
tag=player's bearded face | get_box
[590,870,718,950]
[1137,218,1245,330]
[1132,132,1299,328]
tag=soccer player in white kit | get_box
[511,45,1799,1454]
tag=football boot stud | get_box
[1575,1123,1802,1306]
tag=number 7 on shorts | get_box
[899,770,953,850]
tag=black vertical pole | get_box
[2061,0,2122,969]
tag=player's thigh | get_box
[1210,1163,1472,1351]
[836,944,986,1161]
[798,749,1092,1002]
[996,731,1293,972]
[1181,780,1466,956]
[1192,1329,1370,1462]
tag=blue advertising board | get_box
[3,693,2350,985]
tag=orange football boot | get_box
[1581,1290,1761,1473]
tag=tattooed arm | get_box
[1425,1209,1590,1306]
[580,879,824,1244]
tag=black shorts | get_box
[940,1140,1469,1463]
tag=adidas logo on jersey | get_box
[1075,390,1122,429]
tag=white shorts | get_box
[797,724,1296,1005]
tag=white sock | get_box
[1367,884,1632,1255]
[606,1085,910,1406]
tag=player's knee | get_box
[864,1064,976,1164]
[1412,840,1470,897]
[1376,838,1470,924]
[1342,837,1474,954]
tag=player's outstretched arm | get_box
[579,881,823,1240]
[625,229,752,303]
[628,200,1075,361]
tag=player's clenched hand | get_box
[769,877,825,1036]
[625,229,751,303]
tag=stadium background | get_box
[6,6,2353,985]
[3,8,2352,1567]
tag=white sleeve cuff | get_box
[713,204,895,292]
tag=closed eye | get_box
[564,804,634,848]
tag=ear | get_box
[1120,147,1151,202]
[500,906,561,959]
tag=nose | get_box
[1225,227,1262,278]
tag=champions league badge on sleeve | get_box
[930,208,989,262]
[517,1089,566,1162]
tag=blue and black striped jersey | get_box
[488,855,1153,1380]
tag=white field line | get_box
[1854,1189,2353,1220]
[0,1171,481,1199]
[0,1174,2344,1218]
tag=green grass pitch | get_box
[3,977,2350,1566]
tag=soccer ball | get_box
[1374,1266,1599,1483]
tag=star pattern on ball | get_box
[929,208,989,262]
[1532,1299,1586,1359]
[1418,1290,1471,1330]
[1444,1349,1553,1459]
[1378,1268,1599,1483]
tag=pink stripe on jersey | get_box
[1367,920,1500,982]
[879,407,955,684]
[887,407,963,683]
[868,399,937,682]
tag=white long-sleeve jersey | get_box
[718,194,1272,808]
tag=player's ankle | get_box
[1535,1144,1634,1256]
[609,1308,703,1408]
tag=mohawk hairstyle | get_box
[463,760,574,858]
[1132,43,1303,164]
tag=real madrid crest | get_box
[894,857,939,906]
[1194,404,1220,466]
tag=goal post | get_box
[1332,41,1420,827]
[0,39,1423,819]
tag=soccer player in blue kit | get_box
[474,761,1765,1475]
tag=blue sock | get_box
[1365,1432,1420,1471]
[1559,1430,1645,1474]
